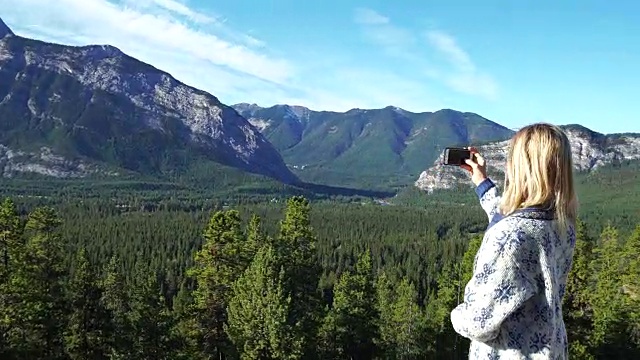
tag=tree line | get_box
[0,196,639,359]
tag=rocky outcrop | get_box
[0,145,117,178]
[415,126,640,193]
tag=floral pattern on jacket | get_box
[450,178,576,360]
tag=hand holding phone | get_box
[443,146,487,186]
[443,147,473,166]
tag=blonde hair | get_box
[500,123,578,235]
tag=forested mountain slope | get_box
[234,103,514,189]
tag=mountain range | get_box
[233,103,514,189]
[1,16,639,195]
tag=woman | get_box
[451,123,578,359]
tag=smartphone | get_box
[442,147,472,166]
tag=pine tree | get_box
[0,198,22,280]
[187,209,250,358]
[563,219,596,359]
[449,235,483,359]
[3,206,67,359]
[621,225,640,351]
[0,198,23,358]
[589,223,628,358]
[317,250,379,359]
[101,256,133,359]
[425,235,481,360]
[226,245,303,360]
[375,270,395,357]
[275,196,323,358]
[460,235,482,285]
[427,260,462,358]
[129,262,176,360]
[65,248,111,359]
[391,278,428,359]
[246,214,264,258]
[171,281,200,359]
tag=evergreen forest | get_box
[0,183,639,359]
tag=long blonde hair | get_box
[500,123,578,235]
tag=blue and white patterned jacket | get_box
[451,178,576,360]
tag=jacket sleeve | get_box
[450,228,538,343]
[475,178,502,225]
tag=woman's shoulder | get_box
[488,209,552,234]
[484,211,553,251]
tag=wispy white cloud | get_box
[425,30,474,71]
[425,30,498,100]
[149,0,216,24]
[2,0,289,84]
[354,8,499,101]
[354,8,389,25]
[0,0,445,113]
[353,8,415,56]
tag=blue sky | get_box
[1,0,639,134]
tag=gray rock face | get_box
[415,127,640,193]
[0,17,298,184]
[0,145,117,178]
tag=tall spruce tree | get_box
[375,270,395,357]
[246,214,264,257]
[0,198,24,358]
[375,272,429,360]
[275,196,323,358]
[226,244,303,360]
[621,225,640,352]
[589,223,628,358]
[563,219,596,359]
[318,250,379,359]
[128,262,176,360]
[101,256,133,359]
[187,209,250,358]
[439,234,482,360]
[65,249,111,360]
[0,198,22,281]
[171,281,200,359]
[423,233,481,360]
[3,206,67,359]
[390,278,428,359]
[428,260,463,359]
[460,235,482,285]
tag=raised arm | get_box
[460,148,502,225]
[475,178,502,225]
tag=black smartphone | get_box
[442,147,472,166]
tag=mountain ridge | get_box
[233,103,515,189]
[0,17,299,184]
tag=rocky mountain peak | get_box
[286,104,311,119]
[232,103,263,113]
[0,17,14,38]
